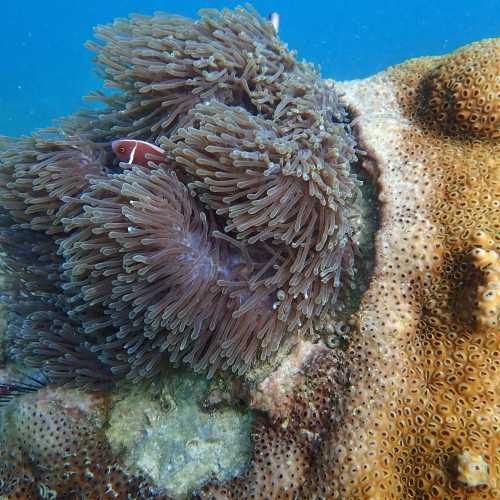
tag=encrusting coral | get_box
[0,6,364,384]
[0,380,170,498]
[202,38,500,499]
[470,231,499,330]
[303,39,499,500]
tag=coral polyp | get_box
[0,6,364,384]
[0,384,169,498]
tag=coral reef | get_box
[0,6,364,384]
[106,370,253,497]
[0,5,498,499]
[202,344,348,499]
[201,38,500,499]
[0,383,169,498]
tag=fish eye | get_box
[118,146,126,153]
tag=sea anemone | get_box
[80,6,300,141]
[0,134,109,234]
[0,371,47,407]
[0,6,363,385]
[60,164,285,380]
[0,208,117,386]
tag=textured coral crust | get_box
[471,231,500,330]
[308,39,498,499]
[0,451,38,499]
[201,347,349,498]
[0,387,170,499]
[420,40,499,139]
[248,340,330,421]
[202,38,499,500]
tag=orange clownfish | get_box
[111,139,166,166]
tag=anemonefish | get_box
[268,12,280,34]
[111,139,166,166]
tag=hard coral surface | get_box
[313,37,499,499]
[202,344,349,499]
[420,40,499,140]
[202,39,500,499]
[0,385,169,498]
[106,370,254,498]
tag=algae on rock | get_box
[106,370,254,498]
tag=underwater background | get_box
[0,1,498,497]
[1,0,498,136]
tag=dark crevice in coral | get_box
[315,123,380,348]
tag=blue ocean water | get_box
[1,0,498,136]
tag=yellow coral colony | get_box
[472,231,499,330]
[312,39,499,498]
